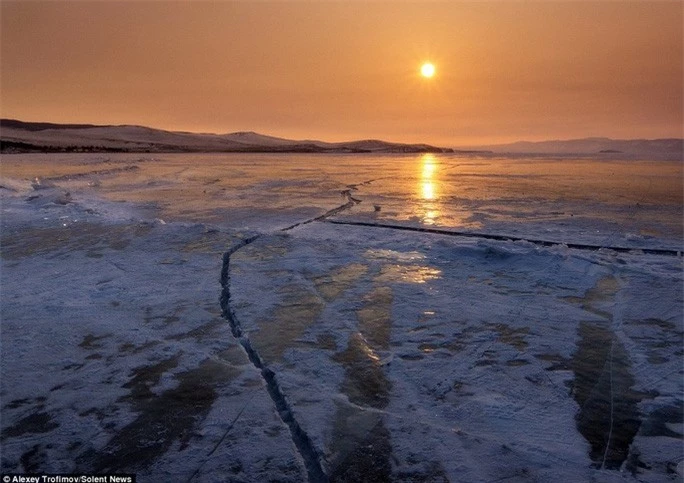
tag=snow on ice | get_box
[1,153,682,481]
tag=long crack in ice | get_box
[219,235,328,482]
[216,183,372,481]
[280,186,364,232]
[324,220,682,257]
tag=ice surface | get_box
[1,153,682,481]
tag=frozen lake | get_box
[1,153,682,481]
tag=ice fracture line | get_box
[216,178,377,481]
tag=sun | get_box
[420,62,435,78]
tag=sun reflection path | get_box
[418,154,440,224]
[422,155,436,181]
[421,182,435,201]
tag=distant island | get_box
[0,119,457,154]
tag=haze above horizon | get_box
[1,1,682,146]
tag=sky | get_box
[1,1,682,146]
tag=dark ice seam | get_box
[323,219,681,256]
[220,236,328,482]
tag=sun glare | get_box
[421,62,435,78]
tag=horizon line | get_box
[1,117,682,148]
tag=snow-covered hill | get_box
[0,119,451,154]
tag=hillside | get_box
[0,119,453,154]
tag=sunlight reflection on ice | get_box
[418,153,441,224]
[376,264,442,284]
[421,182,435,201]
[363,246,441,284]
[364,249,426,262]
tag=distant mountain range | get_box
[1,119,681,158]
[466,137,683,157]
[0,119,454,154]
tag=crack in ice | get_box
[323,219,682,256]
[219,235,328,482]
[280,187,364,232]
[215,179,381,480]
[187,403,247,482]
[600,338,617,470]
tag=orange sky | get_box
[1,1,682,146]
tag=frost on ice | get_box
[1,153,682,481]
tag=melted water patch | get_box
[81,358,240,472]
[329,406,391,483]
[356,286,393,350]
[250,284,325,364]
[329,332,392,480]
[0,412,59,441]
[311,263,368,302]
[567,276,643,470]
[326,271,396,480]
[332,332,390,409]
[571,321,642,469]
